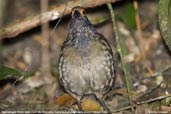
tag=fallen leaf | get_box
[82,99,101,111]
[54,93,76,108]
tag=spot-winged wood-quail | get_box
[58,6,115,113]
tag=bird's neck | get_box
[69,17,96,34]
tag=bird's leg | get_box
[98,98,112,114]
[76,99,83,111]
[75,96,83,111]
[94,93,112,114]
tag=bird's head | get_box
[71,6,86,18]
[68,6,96,41]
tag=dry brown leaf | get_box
[82,99,101,111]
[54,93,76,108]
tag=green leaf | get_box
[0,66,22,80]
[158,0,171,52]
[119,1,136,29]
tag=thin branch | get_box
[114,94,171,113]
[40,0,52,83]
[137,95,171,105]
[0,0,119,39]
[133,0,145,60]
[136,82,164,101]
[114,105,135,113]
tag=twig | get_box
[107,3,132,105]
[113,105,135,113]
[140,65,171,80]
[51,0,69,33]
[133,0,145,60]
[137,95,171,105]
[41,0,49,48]
[0,0,119,39]
[0,0,7,27]
[114,94,171,113]
[136,82,164,101]
[40,0,52,83]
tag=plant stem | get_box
[107,2,132,104]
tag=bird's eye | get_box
[80,9,86,16]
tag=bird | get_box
[58,6,115,113]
